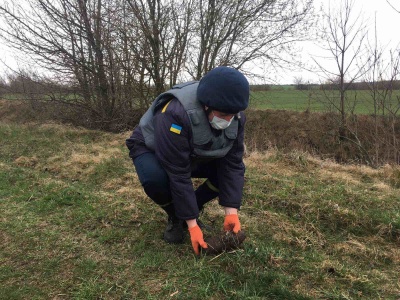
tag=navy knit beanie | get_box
[197,66,249,114]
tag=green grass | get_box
[4,88,400,115]
[1,122,400,299]
[250,89,400,114]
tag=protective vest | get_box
[139,81,239,158]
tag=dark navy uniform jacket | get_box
[126,98,246,220]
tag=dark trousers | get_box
[133,152,219,217]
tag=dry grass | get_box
[243,150,400,298]
[1,122,400,299]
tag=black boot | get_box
[163,216,186,244]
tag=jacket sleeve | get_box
[153,99,199,220]
[217,112,246,209]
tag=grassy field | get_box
[3,87,400,116]
[1,121,400,299]
[250,89,400,115]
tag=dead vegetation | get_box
[1,110,400,298]
[2,98,400,165]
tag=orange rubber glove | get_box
[188,225,208,255]
[223,214,241,233]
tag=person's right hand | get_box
[188,225,208,255]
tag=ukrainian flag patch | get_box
[170,123,182,134]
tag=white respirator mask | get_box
[209,113,234,130]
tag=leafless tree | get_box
[314,0,370,129]
[293,76,308,90]
[386,0,400,13]
[362,32,400,164]
[126,0,193,95]
[362,17,400,119]
[312,0,379,165]
[0,0,314,130]
[0,0,145,129]
[187,0,314,80]
[0,75,8,97]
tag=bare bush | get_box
[0,0,314,130]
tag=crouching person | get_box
[126,66,249,255]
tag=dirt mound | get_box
[202,230,246,255]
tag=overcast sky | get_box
[270,0,400,84]
[1,0,400,85]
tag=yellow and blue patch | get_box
[170,123,182,134]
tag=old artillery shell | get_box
[202,230,246,255]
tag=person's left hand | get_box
[223,214,241,233]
